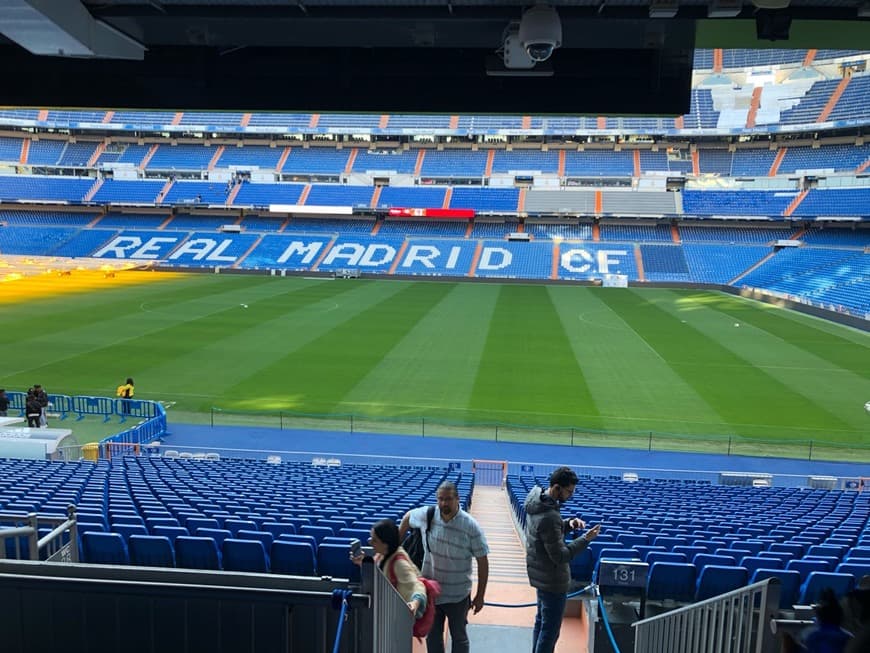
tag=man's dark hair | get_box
[437,480,458,497]
[549,466,578,489]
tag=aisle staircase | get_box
[410,482,588,653]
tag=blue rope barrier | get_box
[484,584,595,608]
[597,593,622,653]
[331,589,353,653]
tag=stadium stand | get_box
[375,186,447,209]
[0,175,95,202]
[217,145,284,170]
[508,473,870,602]
[92,179,164,205]
[232,182,305,207]
[419,150,488,177]
[680,190,796,217]
[353,149,417,174]
[450,187,519,212]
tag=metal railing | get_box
[368,558,414,653]
[0,506,78,562]
[0,553,412,653]
[633,578,781,653]
[198,406,870,463]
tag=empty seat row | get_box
[81,532,361,580]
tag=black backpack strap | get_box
[424,505,436,552]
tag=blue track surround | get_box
[160,422,868,487]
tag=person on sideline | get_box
[524,466,601,653]
[0,389,9,416]
[25,390,42,428]
[116,378,135,415]
[351,519,429,619]
[32,384,48,427]
[400,481,489,653]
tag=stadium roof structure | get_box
[0,1,867,114]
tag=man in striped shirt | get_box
[401,481,489,653]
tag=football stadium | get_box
[1,3,870,651]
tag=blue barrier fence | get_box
[4,392,168,452]
[6,391,164,424]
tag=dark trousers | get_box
[427,595,470,653]
[532,589,567,653]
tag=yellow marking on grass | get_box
[0,259,188,304]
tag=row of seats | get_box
[4,210,866,247]
[81,531,360,579]
[2,140,869,175]
[510,475,870,605]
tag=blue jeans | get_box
[532,589,567,653]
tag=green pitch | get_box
[2,273,868,449]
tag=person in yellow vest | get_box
[116,378,135,415]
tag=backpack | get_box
[386,550,442,641]
[404,505,435,570]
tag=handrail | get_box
[633,578,781,653]
[0,506,78,562]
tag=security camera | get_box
[518,4,562,63]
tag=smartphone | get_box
[350,539,362,558]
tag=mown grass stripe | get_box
[468,284,599,427]
[596,288,855,440]
[653,290,870,436]
[674,291,869,380]
[222,281,455,415]
[2,277,343,398]
[548,286,725,435]
[338,282,497,419]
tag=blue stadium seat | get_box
[799,572,855,604]
[846,548,870,560]
[695,566,748,601]
[569,548,594,581]
[223,519,257,537]
[646,562,697,603]
[82,532,129,565]
[750,569,802,609]
[186,517,220,533]
[635,546,667,562]
[741,556,783,576]
[300,525,334,545]
[787,559,834,583]
[151,525,190,544]
[129,535,175,568]
[278,534,318,555]
[693,554,736,575]
[223,538,269,573]
[316,543,360,582]
[271,541,318,576]
[195,527,232,549]
[175,536,222,570]
[646,552,687,566]
[835,562,870,583]
[262,522,296,539]
[112,524,148,542]
[111,515,145,527]
[237,530,274,561]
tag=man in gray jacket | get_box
[524,466,600,653]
